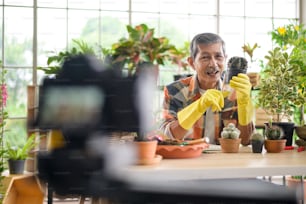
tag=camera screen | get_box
[38,85,105,130]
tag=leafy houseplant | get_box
[5,134,37,174]
[38,39,98,76]
[219,123,241,153]
[111,24,189,77]
[256,47,304,146]
[270,23,306,125]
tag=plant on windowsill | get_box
[4,134,37,174]
[218,123,241,153]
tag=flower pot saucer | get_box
[137,154,162,165]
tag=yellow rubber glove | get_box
[229,73,253,125]
[178,89,224,130]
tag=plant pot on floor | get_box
[264,139,286,153]
[8,159,25,174]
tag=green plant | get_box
[38,39,98,75]
[111,24,189,76]
[221,123,240,139]
[242,43,260,63]
[0,61,8,203]
[265,119,284,140]
[4,134,36,161]
[291,175,306,179]
[251,132,264,141]
[270,23,306,125]
[256,47,304,122]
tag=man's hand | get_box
[229,73,253,125]
[178,89,224,130]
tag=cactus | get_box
[251,132,264,141]
[221,123,240,139]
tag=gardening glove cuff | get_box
[178,89,224,130]
[230,74,253,125]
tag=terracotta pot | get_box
[286,176,306,200]
[218,138,241,153]
[134,140,158,165]
[264,139,286,153]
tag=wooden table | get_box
[119,146,306,182]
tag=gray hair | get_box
[190,33,226,59]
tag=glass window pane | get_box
[189,15,217,38]
[68,0,100,9]
[220,0,244,16]
[4,0,33,6]
[160,14,189,46]
[273,0,297,18]
[245,18,273,72]
[6,68,32,117]
[4,7,33,67]
[37,0,67,8]
[245,0,273,18]
[132,0,159,12]
[219,17,244,59]
[160,0,189,14]
[189,0,217,15]
[68,10,100,42]
[0,8,3,60]
[100,0,129,11]
[100,12,129,48]
[132,13,160,32]
[37,8,67,67]
[4,118,28,147]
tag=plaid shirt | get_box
[160,74,238,143]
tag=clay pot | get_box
[264,139,286,153]
[219,138,241,153]
[134,140,158,165]
[286,176,306,200]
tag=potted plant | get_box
[111,23,189,77]
[219,123,241,153]
[37,39,98,77]
[4,134,37,174]
[286,175,306,200]
[264,119,287,153]
[270,23,306,143]
[256,47,304,146]
[251,132,264,153]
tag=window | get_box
[0,0,301,140]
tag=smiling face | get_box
[188,42,226,90]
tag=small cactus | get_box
[221,123,240,139]
[251,132,264,141]
[265,122,284,140]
